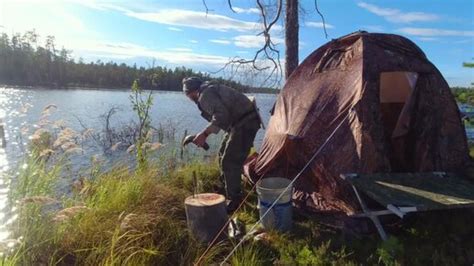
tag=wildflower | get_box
[39,149,54,157]
[0,239,21,251]
[41,104,57,116]
[52,119,66,129]
[29,128,49,140]
[20,126,29,134]
[81,128,94,139]
[19,196,58,205]
[146,129,155,140]
[61,142,78,151]
[126,144,135,153]
[72,177,84,192]
[91,154,103,164]
[111,142,122,151]
[53,206,89,222]
[149,142,162,151]
[64,147,83,155]
[120,213,156,231]
[38,119,51,127]
[54,128,78,149]
[120,213,138,231]
[19,105,29,114]
[59,128,78,139]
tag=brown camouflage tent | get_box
[251,31,470,214]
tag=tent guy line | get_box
[220,108,353,265]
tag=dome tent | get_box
[252,31,469,214]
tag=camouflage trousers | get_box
[218,119,260,200]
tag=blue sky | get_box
[1,0,473,86]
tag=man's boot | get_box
[226,194,243,214]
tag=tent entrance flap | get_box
[380,72,418,138]
[379,71,418,171]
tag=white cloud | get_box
[454,39,473,44]
[126,9,269,32]
[357,2,439,23]
[167,47,192,52]
[190,40,198,44]
[298,41,307,50]
[210,39,231,45]
[233,35,284,48]
[71,2,283,33]
[167,27,182,32]
[56,10,87,33]
[398,27,474,37]
[1,2,96,46]
[417,37,438,42]
[360,25,384,32]
[70,41,230,66]
[68,0,132,13]
[233,7,260,15]
[71,40,286,78]
[305,21,334,29]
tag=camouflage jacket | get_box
[197,82,257,133]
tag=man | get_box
[182,77,260,212]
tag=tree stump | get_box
[185,193,228,243]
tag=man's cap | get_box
[182,77,203,94]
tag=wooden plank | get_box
[344,173,474,211]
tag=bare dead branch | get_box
[314,0,328,39]
[227,0,236,13]
[202,0,212,15]
[203,0,284,87]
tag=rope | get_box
[219,110,352,265]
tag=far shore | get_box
[0,83,280,94]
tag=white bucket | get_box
[256,177,292,231]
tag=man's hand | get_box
[193,131,208,148]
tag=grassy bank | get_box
[4,153,222,265]
[3,149,474,265]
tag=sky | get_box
[0,0,473,87]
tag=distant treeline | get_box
[452,87,474,106]
[0,30,277,94]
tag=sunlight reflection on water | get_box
[0,147,12,244]
[0,88,20,254]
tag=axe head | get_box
[182,135,196,147]
[182,135,210,150]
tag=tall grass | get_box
[5,130,473,265]
[5,150,225,265]
[4,160,474,265]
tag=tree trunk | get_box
[285,0,299,79]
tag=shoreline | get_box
[0,83,280,94]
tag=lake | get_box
[0,87,277,164]
[2,87,472,170]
